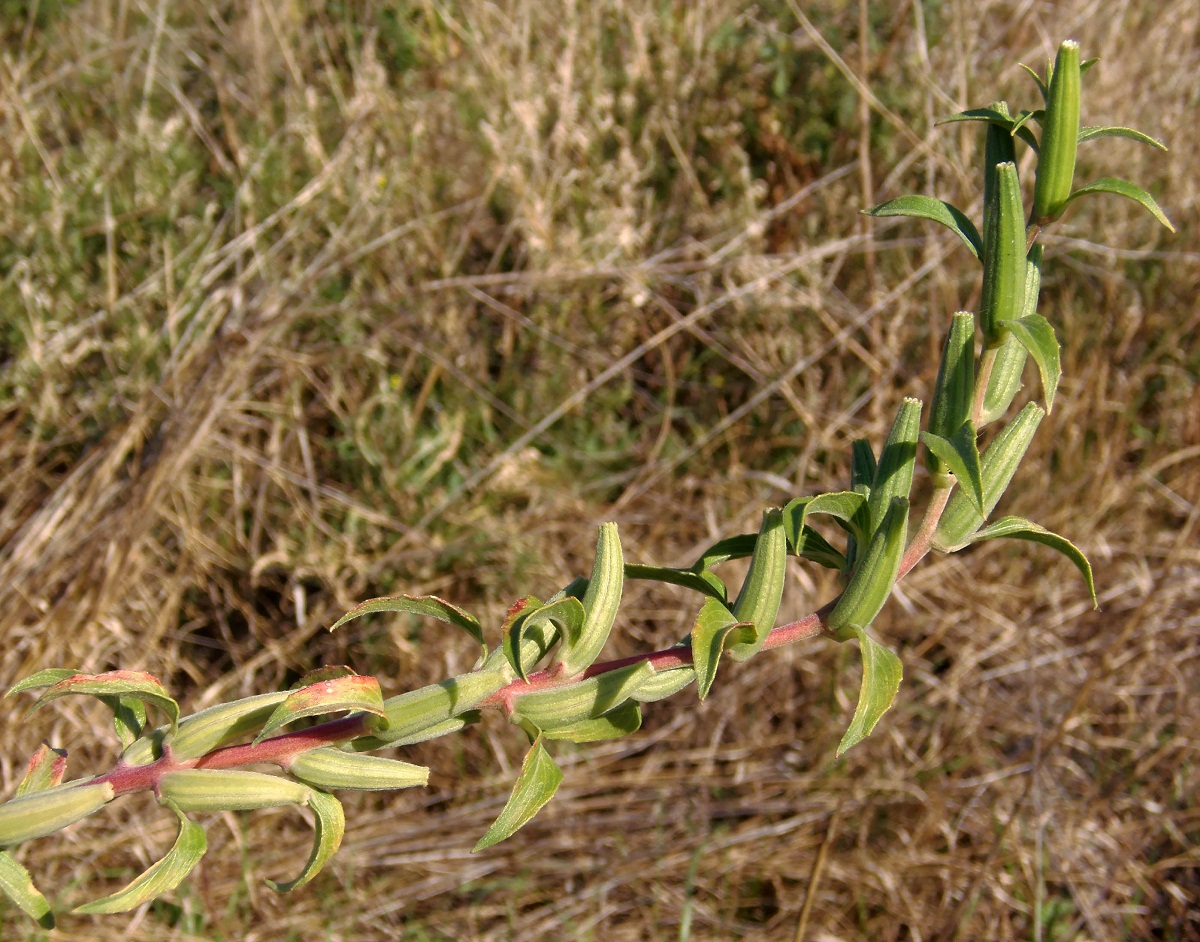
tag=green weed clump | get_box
[0,39,1174,929]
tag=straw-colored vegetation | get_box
[1,0,1196,938]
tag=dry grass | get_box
[0,0,1196,939]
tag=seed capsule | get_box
[0,782,114,845]
[157,770,310,812]
[1033,41,1081,224]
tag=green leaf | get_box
[1078,126,1167,150]
[5,668,76,699]
[1063,177,1175,232]
[1018,62,1049,101]
[103,696,148,749]
[927,312,976,479]
[473,736,563,852]
[937,107,1039,150]
[15,744,68,798]
[689,597,754,700]
[1001,313,1061,412]
[967,516,1097,607]
[828,498,909,640]
[329,594,484,646]
[624,564,726,601]
[539,700,642,743]
[155,692,289,763]
[783,491,869,549]
[921,421,984,515]
[255,673,386,743]
[73,801,206,914]
[863,196,982,258]
[499,595,545,678]
[836,625,904,756]
[0,850,55,928]
[868,399,922,535]
[509,596,585,681]
[692,533,759,569]
[792,525,848,570]
[267,790,345,893]
[27,671,179,732]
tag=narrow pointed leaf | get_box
[557,523,624,676]
[329,594,484,646]
[1001,313,1061,411]
[515,597,586,681]
[5,668,76,698]
[783,491,869,549]
[850,438,876,491]
[149,692,288,764]
[255,674,385,743]
[1078,126,1167,150]
[689,597,755,700]
[836,625,904,756]
[104,696,147,749]
[921,422,984,515]
[982,245,1041,425]
[473,736,563,852]
[967,516,1097,607]
[624,565,726,601]
[1019,62,1049,101]
[16,745,68,798]
[692,533,759,569]
[73,801,206,914]
[793,525,848,570]
[267,790,344,893]
[539,701,642,743]
[728,508,787,661]
[937,107,1039,150]
[863,196,982,258]
[927,312,976,479]
[499,596,544,680]
[28,671,179,732]
[0,850,55,928]
[1063,177,1175,232]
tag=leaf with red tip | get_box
[254,674,386,743]
[28,671,179,732]
[329,595,483,646]
[15,744,68,798]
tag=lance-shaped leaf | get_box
[927,312,976,481]
[329,594,484,647]
[105,697,148,749]
[624,564,726,601]
[5,668,76,698]
[934,402,1045,551]
[921,421,984,515]
[16,744,68,798]
[827,498,909,642]
[267,790,344,893]
[0,782,115,846]
[285,748,429,791]
[784,491,869,552]
[539,700,642,743]
[868,399,922,535]
[689,597,754,698]
[937,106,1040,150]
[727,508,787,661]
[1032,41,1081,224]
[504,596,583,681]
[474,736,563,852]
[980,162,1027,343]
[966,516,1097,607]
[158,770,311,812]
[1000,313,1060,412]
[692,532,759,569]
[499,595,545,679]
[863,196,982,258]
[26,671,179,733]
[846,438,877,569]
[982,245,1042,425]
[1078,126,1167,150]
[836,625,904,756]
[513,662,655,729]
[0,850,55,928]
[73,801,206,914]
[255,673,385,743]
[1061,177,1175,232]
[792,525,848,570]
[556,523,623,676]
[631,665,696,702]
[1019,62,1049,101]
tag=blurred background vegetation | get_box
[1,1,1195,939]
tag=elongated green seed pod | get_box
[0,783,114,846]
[132,692,289,765]
[827,497,909,641]
[982,102,1018,249]
[868,399,922,535]
[927,313,976,481]
[513,661,653,729]
[557,524,624,676]
[934,402,1045,550]
[981,244,1043,424]
[980,162,1028,343]
[158,770,310,813]
[727,507,787,662]
[286,748,429,791]
[1033,41,1081,223]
